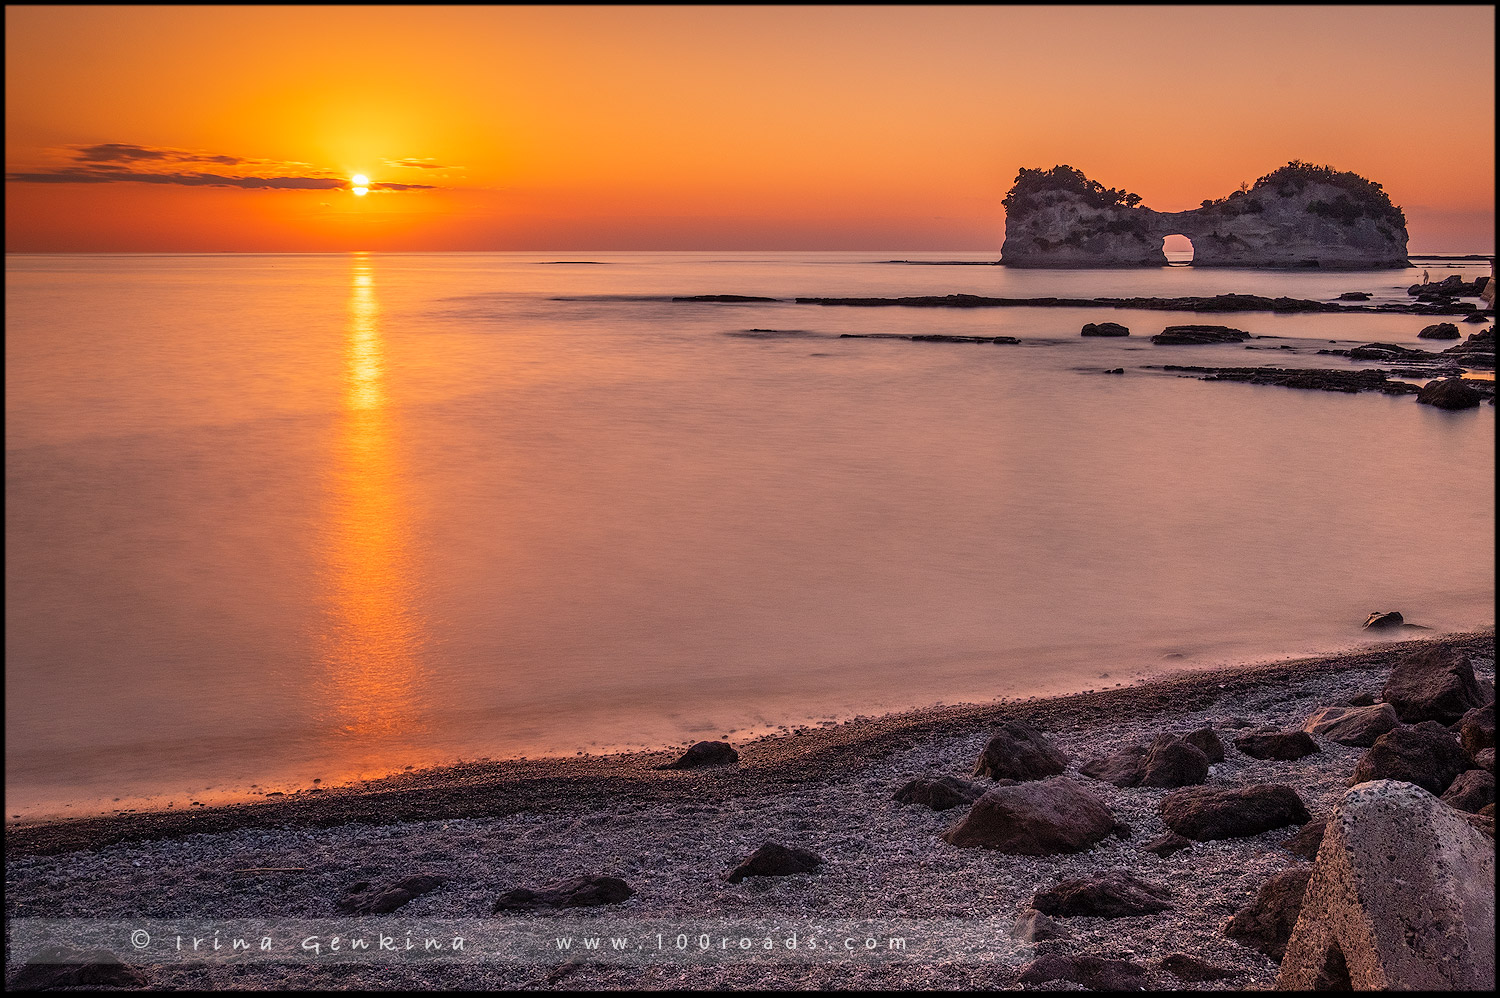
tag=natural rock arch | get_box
[1000,162,1409,269]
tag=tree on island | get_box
[1002,165,1145,214]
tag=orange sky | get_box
[5,5,1495,252]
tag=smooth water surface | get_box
[6,252,1494,818]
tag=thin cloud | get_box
[382,157,457,170]
[6,143,439,191]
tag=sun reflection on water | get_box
[319,254,428,741]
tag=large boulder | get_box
[972,721,1069,781]
[1081,321,1130,336]
[1031,871,1172,918]
[942,777,1122,854]
[1139,734,1211,787]
[1223,866,1313,961]
[1234,730,1321,761]
[1160,784,1310,841]
[1417,322,1462,339]
[1459,702,1495,755]
[1182,727,1226,763]
[493,875,634,911]
[1276,780,1495,990]
[1417,377,1484,410]
[1301,703,1400,747]
[1016,953,1152,990]
[725,843,822,883]
[1440,769,1496,813]
[1382,646,1486,723]
[893,775,986,811]
[1351,721,1474,795]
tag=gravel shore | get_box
[5,629,1493,990]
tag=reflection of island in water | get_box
[319,255,429,740]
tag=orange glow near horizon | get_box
[4,6,1495,252]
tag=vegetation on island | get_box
[1202,161,1406,229]
[1003,165,1145,214]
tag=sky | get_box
[5,5,1495,253]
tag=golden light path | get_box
[319,254,428,743]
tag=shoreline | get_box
[9,628,1492,860]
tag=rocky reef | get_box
[1001,162,1410,269]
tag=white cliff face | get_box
[1002,174,1409,269]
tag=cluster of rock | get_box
[999,162,1410,269]
[889,642,1494,990]
[1151,365,1421,397]
[1408,274,1491,300]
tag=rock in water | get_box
[1224,866,1313,961]
[1276,780,1495,990]
[892,775,986,811]
[942,777,1122,854]
[492,875,634,911]
[339,874,445,915]
[1301,703,1400,747]
[1151,324,1252,344]
[658,740,738,769]
[1351,721,1474,794]
[971,720,1069,781]
[1417,322,1462,339]
[725,843,822,883]
[1016,954,1152,990]
[1031,871,1172,918]
[1416,377,1484,410]
[1362,610,1404,630]
[1382,646,1485,723]
[1080,321,1130,336]
[1160,784,1310,840]
[1233,730,1321,761]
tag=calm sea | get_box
[5,251,1494,820]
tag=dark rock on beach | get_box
[657,740,738,769]
[1281,817,1327,859]
[1416,376,1484,409]
[1160,953,1235,982]
[1160,784,1310,840]
[1182,727,1226,763]
[1078,743,1149,787]
[8,947,150,990]
[1417,321,1462,339]
[1223,866,1312,961]
[1363,610,1405,629]
[972,721,1069,781]
[1011,908,1071,943]
[1081,321,1130,336]
[892,775,985,811]
[1301,703,1399,747]
[1382,645,1486,722]
[942,777,1123,854]
[1139,734,1211,787]
[1233,730,1321,761]
[493,875,634,911]
[339,873,445,915]
[1150,324,1252,345]
[1459,702,1495,755]
[1141,831,1194,857]
[725,843,822,883]
[1031,871,1172,918]
[1350,721,1472,795]
[1016,953,1152,990]
[1440,769,1495,813]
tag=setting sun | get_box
[351,174,369,196]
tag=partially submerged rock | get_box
[1301,703,1400,747]
[1417,321,1462,339]
[1160,784,1311,840]
[1081,321,1130,336]
[1416,377,1484,410]
[1031,871,1172,918]
[1156,364,1419,396]
[1015,953,1152,990]
[972,721,1069,781]
[1233,730,1321,761]
[725,843,822,883]
[657,740,739,769]
[1224,866,1313,961]
[942,777,1123,854]
[1362,610,1405,629]
[339,874,444,915]
[1276,780,1495,990]
[1382,646,1486,723]
[892,775,986,811]
[493,875,634,911]
[1350,721,1472,795]
[1151,324,1252,345]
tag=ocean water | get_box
[5,251,1494,820]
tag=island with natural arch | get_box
[1000,161,1411,269]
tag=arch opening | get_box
[1163,234,1194,266]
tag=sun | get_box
[351,174,369,196]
